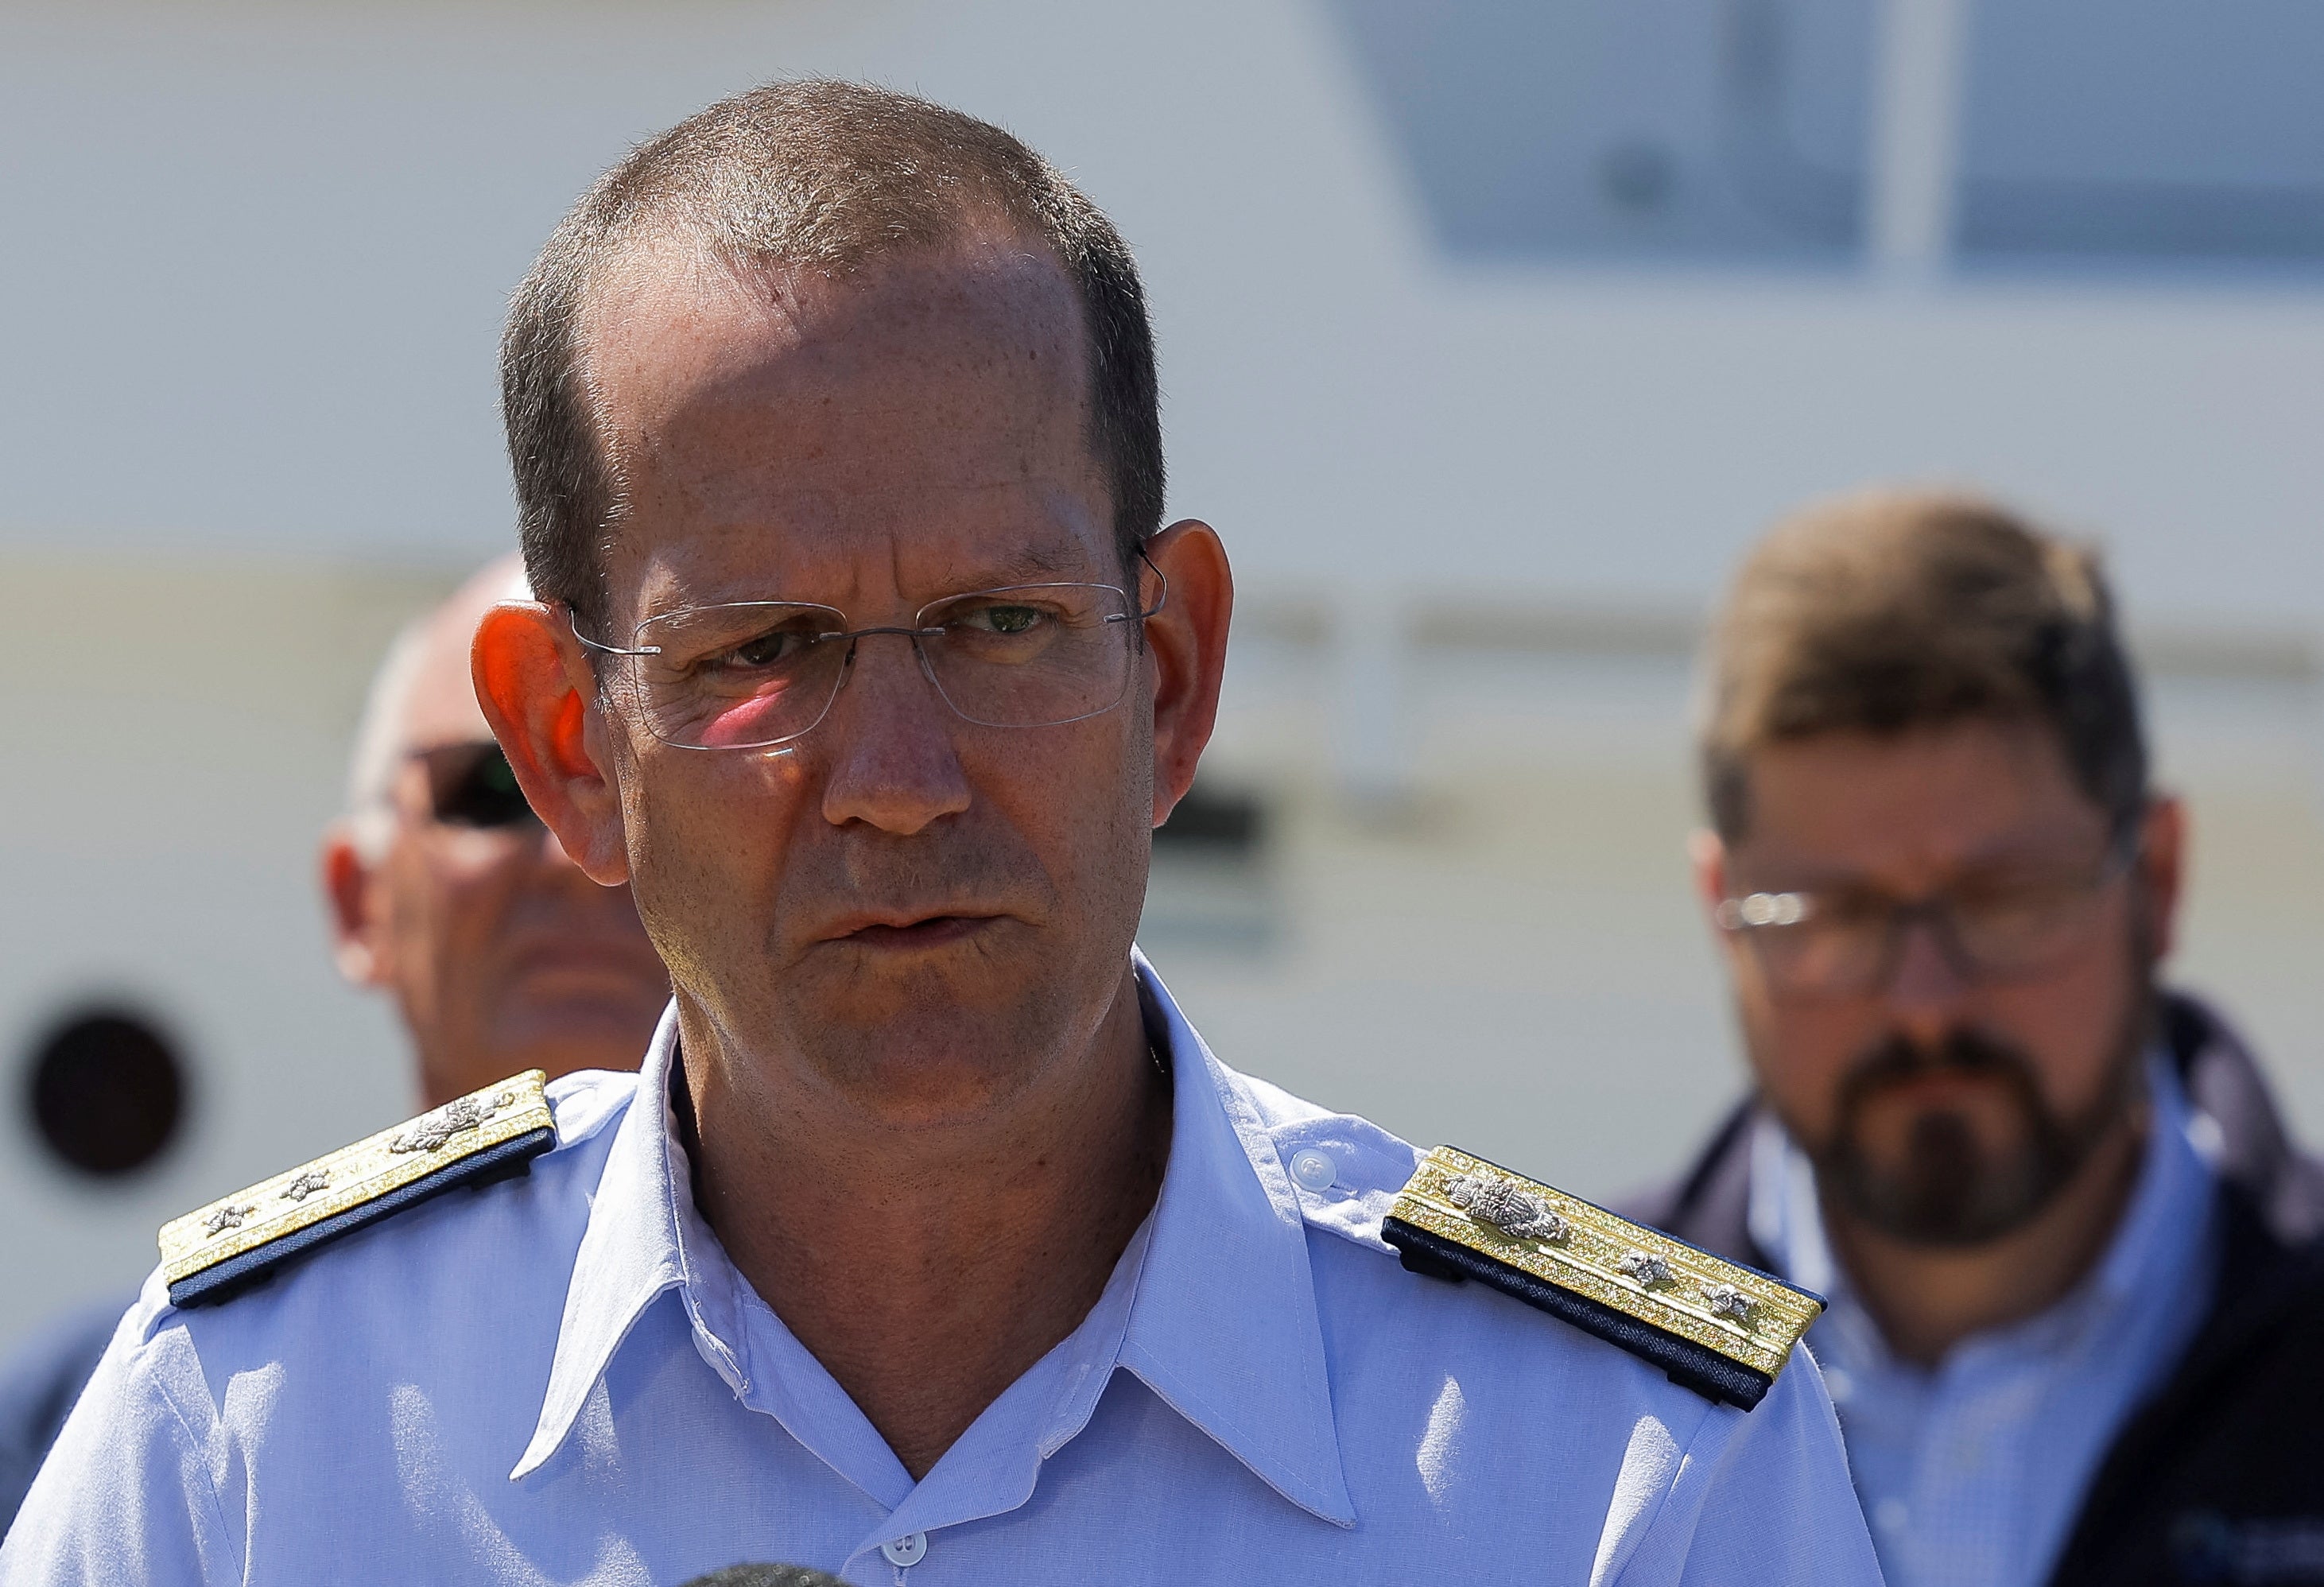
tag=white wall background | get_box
[6,1,2324,617]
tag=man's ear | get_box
[2138,794,2187,961]
[472,601,631,886]
[320,821,387,985]
[1688,828,1737,942]
[1139,520,1233,828]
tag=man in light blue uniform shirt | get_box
[5,963,1872,1582]
[4,81,1877,1584]
[1637,491,2324,1587]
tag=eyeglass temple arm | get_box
[1122,548,1168,620]
[568,609,662,658]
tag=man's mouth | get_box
[1870,1069,2004,1108]
[833,914,999,950]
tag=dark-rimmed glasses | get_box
[572,561,1166,751]
[1716,831,2140,999]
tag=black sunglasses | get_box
[413,743,538,831]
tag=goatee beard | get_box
[1811,1012,2146,1247]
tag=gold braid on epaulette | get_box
[158,1071,557,1308]
[1381,1147,1823,1410]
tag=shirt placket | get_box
[1903,1347,2045,1587]
[792,1220,1151,1585]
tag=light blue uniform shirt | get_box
[7,959,1879,1585]
[1748,1055,2219,1587]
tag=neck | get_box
[1821,1103,2151,1366]
[677,964,1172,1480]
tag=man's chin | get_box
[1822,1131,2062,1247]
[786,972,1088,1117]
[1841,1097,2028,1177]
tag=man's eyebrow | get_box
[1740,828,2114,894]
[960,543,1107,585]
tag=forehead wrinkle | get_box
[860,534,1105,615]
[623,482,1109,623]
[960,539,1103,586]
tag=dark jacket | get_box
[1627,993,2324,1587]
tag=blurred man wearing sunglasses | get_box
[320,554,670,1109]
[5,82,1876,1583]
[0,557,668,1535]
[1633,492,2324,1587]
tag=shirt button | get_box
[881,1532,929,1568]
[1290,1148,1338,1190]
[1874,1497,1910,1535]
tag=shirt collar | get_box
[1748,1047,2217,1366]
[512,999,738,1480]
[1115,950,1354,1523]
[512,953,1354,1527]
[2084,1053,2213,1313]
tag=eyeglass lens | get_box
[616,584,1143,750]
[421,743,537,829]
[1749,874,2122,996]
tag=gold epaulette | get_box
[159,1070,557,1309]
[1381,1146,1824,1410]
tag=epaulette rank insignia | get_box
[160,1070,556,1309]
[1382,1146,1823,1410]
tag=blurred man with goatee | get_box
[1635,491,2324,1587]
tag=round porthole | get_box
[23,1007,189,1178]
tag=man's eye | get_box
[724,629,815,668]
[1820,897,1891,931]
[960,603,1048,635]
[1959,883,2073,922]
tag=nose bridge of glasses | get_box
[823,622,961,725]
[833,621,945,646]
[1879,898,1980,1000]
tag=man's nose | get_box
[1882,915,1973,1039]
[816,634,972,836]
